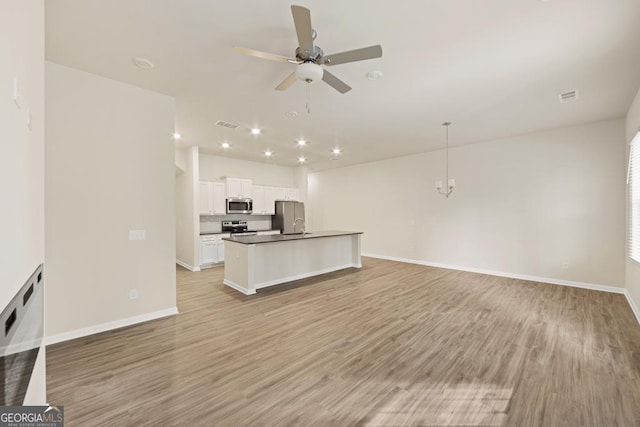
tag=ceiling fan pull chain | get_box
[306,83,311,114]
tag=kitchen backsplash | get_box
[200,214,273,233]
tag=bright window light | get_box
[629,131,640,262]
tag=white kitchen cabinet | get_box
[285,188,299,201]
[200,233,230,266]
[199,182,213,215]
[252,185,266,215]
[212,182,226,215]
[264,187,277,214]
[200,239,217,264]
[200,181,226,215]
[217,240,226,262]
[252,185,277,215]
[275,187,299,202]
[226,178,252,199]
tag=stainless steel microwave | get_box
[226,198,253,214]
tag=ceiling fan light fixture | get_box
[296,62,323,84]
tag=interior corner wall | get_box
[625,87,640,311]
[45,62,177,338]
[1,0,46,404]
[309,118,626,288]
[176,146,200,270]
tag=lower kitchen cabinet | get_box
[200,234,229,266]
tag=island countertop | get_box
[223,230,362,245]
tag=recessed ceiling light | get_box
[132,57,154,69]
[366,70,383,80]
[251,128,261,135]
[221,142,230,149]
[173,132,181,140]
[285,111,298,118]
[332,148,341,155]
[297,139,307,146]
[264,150,272,157]
[298,156,306,163]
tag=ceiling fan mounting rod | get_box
[295,46,323,63]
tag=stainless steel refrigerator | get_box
[273,201,305,234]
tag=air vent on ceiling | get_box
[215,120,239,129]
[559,90,579,103]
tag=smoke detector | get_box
[132,57,154,69]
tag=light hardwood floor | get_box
[47,257,640,426]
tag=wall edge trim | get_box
[176,259,200,272]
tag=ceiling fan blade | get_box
[234,46,297,63]
[291,5,314,56]
[322,70,351,94]
[275,72,297,91]
[322,45,383,66]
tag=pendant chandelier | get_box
[435,122,455,198]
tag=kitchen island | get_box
[222,231,362,295]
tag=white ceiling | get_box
[45,0,640,171]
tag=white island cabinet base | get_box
[223,232,362,295]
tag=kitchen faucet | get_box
[293,217,305,234]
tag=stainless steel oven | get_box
[226,198,253,214]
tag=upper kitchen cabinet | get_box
[199,182,213,215]
[212,182,226,215]
[252,185,266,215]
[252,185,278,215]
[200,181,226,215]
[226,178,252,199]
[275,187,300,202]
[264,186,278,214]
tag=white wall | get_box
[309,119,625,288]
[45,62,177,338]
[626,87,640,311]
[0,0,46,404]
[199,153,296,187]
[175,147,187,174]
[176,147,200,270]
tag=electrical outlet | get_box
[562,261,569,269]
[129,289,138,300]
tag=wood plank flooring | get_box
[46,258,640,426]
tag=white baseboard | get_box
[45,307,179,346]
[223,279,256,295]
[624,290,640,325]
[176,259,200,272]
[362,253,625,294]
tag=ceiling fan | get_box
[234,5,383,94]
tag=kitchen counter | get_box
[223,230,362,295]
[222,230,361,244]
